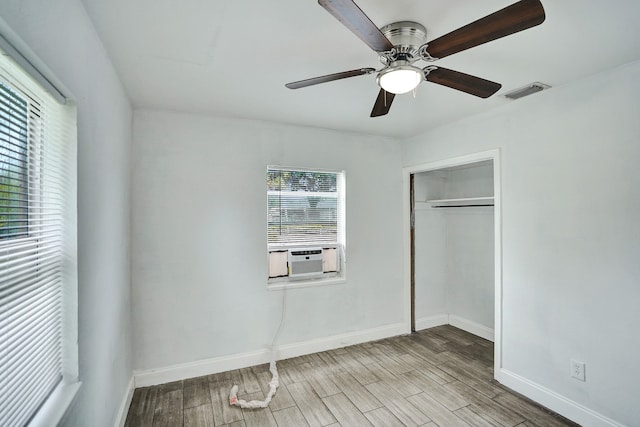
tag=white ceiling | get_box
[80,0,640,138]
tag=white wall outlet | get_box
[570,359,586,381]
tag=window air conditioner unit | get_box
[288,248,324,279]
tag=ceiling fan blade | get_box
[286,68,375,89]
[318,0,394,52]
[427,0,545,59]
[370,89,395,117]
[426,67,502,98]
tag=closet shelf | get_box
[425,196,494,204]
[416,196,494,208]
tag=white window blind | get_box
[267,167,344,246]
[0,49,77,427]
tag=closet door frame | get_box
[402,149,503,373]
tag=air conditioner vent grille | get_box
[504,82,550,100]
[288,248,324,279]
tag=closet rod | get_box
[432,204,494,208]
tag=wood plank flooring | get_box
[125,326,580,427]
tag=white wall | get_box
[413,207,448,321]
[446,209,494,328]
[443,165,495,329]
[403,61,640,426]
[413,166,494,331]
[414,209,494,329]
[132,110,404,372]
[0,1,133,426]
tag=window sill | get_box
[29,381,82,427]
[268,276,346,290]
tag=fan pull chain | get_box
[384,90,387,106]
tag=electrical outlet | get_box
[570,359,586,381]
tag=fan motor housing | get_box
[380,21,427,58]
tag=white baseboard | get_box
[496,369,624,427]
[133,322,407,388]
[448,315,494,342]
[414,313,494,342]
[114,376,135,427]
[415,314,449,331]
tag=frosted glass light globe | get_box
[377,66,423,94]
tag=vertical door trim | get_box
[410,174,416,333]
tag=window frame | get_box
[266,166,346,288]
[0,32,79,427]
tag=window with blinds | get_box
[0,47,77,427]
[267,168,344,246]
[0,82,30,239]
[267,167,345,283]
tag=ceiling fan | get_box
[285,0,546,117]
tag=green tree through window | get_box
[0,81,29,239]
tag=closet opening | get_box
[403,149,503,372]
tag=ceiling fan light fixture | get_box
[377,64,423,94]
[289,0,546,117]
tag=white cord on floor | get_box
[228,286,287,409]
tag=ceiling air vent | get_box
[504,82,550,100]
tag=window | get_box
[0,46,78,426]
[267,167,345,283]
[0,82,29,239]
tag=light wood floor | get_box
[125,325,579,427]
